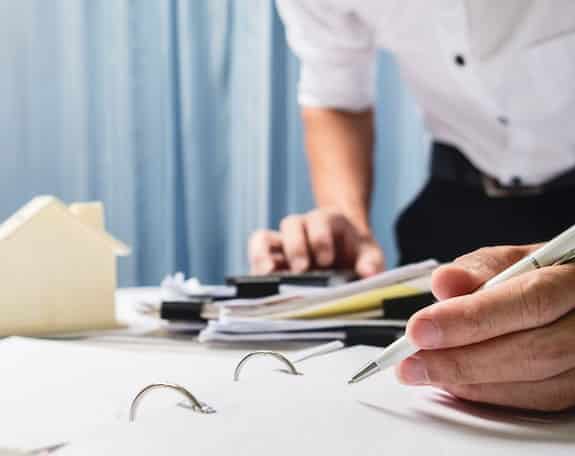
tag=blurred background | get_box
[0,0,428,286]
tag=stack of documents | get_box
[198,260,438,345]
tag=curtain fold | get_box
[0,0,427,285]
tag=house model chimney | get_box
[69,202,106,231]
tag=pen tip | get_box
[347,361,379,385]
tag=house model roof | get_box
[0,196,130,256]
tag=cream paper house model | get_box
[0,196,130,336]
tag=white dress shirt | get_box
[276,0,575,186]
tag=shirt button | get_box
[511,176,523,187]
[498,116,510,126]
[454,54,466,66]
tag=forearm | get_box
[302,107,375,236]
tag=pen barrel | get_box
[483,223,575,289]
[482,259,538,289]
[525,224,575,271]
[374,337,419,371]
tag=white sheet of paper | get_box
[0,338,347,451]
[206,316,406,333]
[2,338,574,456]
[0,338,240,450]
[198,330,347,342]
[56,345,575,456]
[198,316,404,343]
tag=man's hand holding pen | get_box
[397,244,575,412]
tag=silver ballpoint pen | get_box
[348,223,575,385]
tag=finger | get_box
[442,367,575,412]
[325,213,360,267]
[267,252,289,271]
[355,240,385,277]
[432,245,539,300]
[249,230,285,274]
[280,215,311,272]
[305,210,336,267]
[407,263,575,349]
[398,311,575,385]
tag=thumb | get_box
[355,239,385,278]
[431,244,541,300]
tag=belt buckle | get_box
[481,175,544,198]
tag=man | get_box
[249,2,575,411]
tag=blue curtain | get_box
[0,0,427,286]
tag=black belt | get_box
[431,142,575,198]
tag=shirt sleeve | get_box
[276,0,376,112]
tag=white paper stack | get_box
[199,260,437,344]
[217,260,437,320]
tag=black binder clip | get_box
[226,276,281,299]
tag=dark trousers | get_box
[396,147,575,265]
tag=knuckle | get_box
[456,247,495,266]
[520,334,545,380]
[460,297,493,339]
[429,352,472,384]
[285,244,307,260]
[449,355,472,384]
[493,245,529,266]
[248,231,272,254]
[518,271,557,327]
[306,214,333,249]
[307,208,329,222]
[455,246,527,278]
[476,247,510,271]
[309,232,331,252]
[282,240,308,260]
[249,229,267,244]
[280,215,302,231]
[454,249,498,279]
[522,330,570,380]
